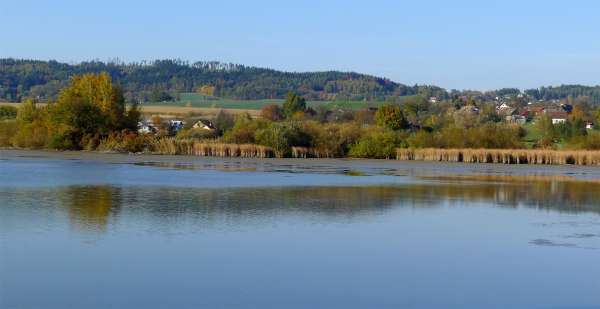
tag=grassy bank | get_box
[396,148,600,165]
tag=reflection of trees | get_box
[58,186,121,232]
[118,181,600,220]
[44,179,600,232]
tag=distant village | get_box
[137,97,595,136]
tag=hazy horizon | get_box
[2,0,599,90]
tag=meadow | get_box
[144,93,390,110]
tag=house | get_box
[547,111,568,124]
[585,122,594,130]
[169,120,185,132]
[527,106,546,117]
[428,97,438,104]
[496,103,512,111]
[497,104,517,117]
[137,121,157,134]
[192,120,216,131]
[506,115,527,125]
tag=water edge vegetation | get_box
[2,73,600,165]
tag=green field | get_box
[143,93,390,110]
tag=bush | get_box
[0,106,18,120]
[48,133,76,150]
[349,129,400,159]
[282,92,306,117]
[255,122,310,157]
[302,122,362,157]
[567,131,600,150]
[406,123,523,149]
[213,110,235,134]
[223,114,268,144]
[375,104,407,130]
[97,131,152,153]
[260,104,284,121]
[0,121,18,146]
[12,121,51,149]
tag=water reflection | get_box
[4,178,600,233]
[58,186,121,232]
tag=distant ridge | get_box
[0,58,599,104]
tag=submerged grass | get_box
[396,148,600,166]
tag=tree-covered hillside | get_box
[0,59,446,103]
[2,58,599,104]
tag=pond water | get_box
[1,154,600,308]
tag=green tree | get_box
[349,129,400,159]
[282,92,306,117]
[255,122,310,157]
[375,104,407,130]
[48,73,138,149]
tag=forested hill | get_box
[1,58,600,104]
[0,58,446,103]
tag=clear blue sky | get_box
[1,0,599,90]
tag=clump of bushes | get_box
[349,128,401,159]
[0,121,18,147]
[255,122,310,157]
[406,123,524,149]
[97,131,153,153]
[0,106,18,120]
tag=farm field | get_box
[144,93,390,110]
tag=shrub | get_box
[255,122,310,157]
[375,104,407,130]
[0,121,17,147]
[12,122,51,149]
[568,131,600,150]
[48,133,76,150]
[282,92,306,117]
[213,110,235,134]
[260,104,284,121]
[97,131,151,153]
[349,129,400,159]
[406,123,523,149]
[224,116,269,144]
[0,106,18,120]
[302,122,362,157]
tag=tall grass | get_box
[151,138,274,158]
[396,148,600,165]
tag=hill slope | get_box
[0,59,446,103]
[1,58,599,104]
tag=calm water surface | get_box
[1,156,600,308]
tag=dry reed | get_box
[152,138,273,158]
[396,148,600,166]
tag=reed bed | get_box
[396,148,600,166]
[290,147,342,159]
[152,138,274,158]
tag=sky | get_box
[1,0,599,90]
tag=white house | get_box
[169,120,185,132]
[192,120,216,131]
[137,121,157,134]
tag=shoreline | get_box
[3,148,600,181]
